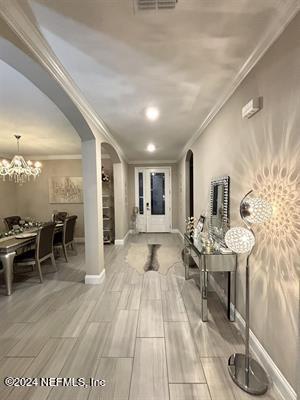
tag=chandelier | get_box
[0,135,42,184]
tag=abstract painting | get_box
[49,177,83,204]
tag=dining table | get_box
[0,224,63,296]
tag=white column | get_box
[113,163,124,243]
[82,138,105,283]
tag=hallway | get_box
[0,234,278,400]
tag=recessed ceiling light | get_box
[145,106,159,121]
[147,143,156,152]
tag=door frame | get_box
[134,166,172,232]
[185,150,194,218]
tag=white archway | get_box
[0,30,94,141]
[185,149,194,218]
[0,23,105,282]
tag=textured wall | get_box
[0,179,18,231]
[0,156,130,241]
[15,159,84,237]
[177,13,300,390]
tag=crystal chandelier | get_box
[0,135,42,184]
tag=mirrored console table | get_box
[183,233,237,322]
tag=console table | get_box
[183,233,237,322]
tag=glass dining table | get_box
[0,224,63,295]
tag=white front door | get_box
[135,167,171,233]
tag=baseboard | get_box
[115,230,131,245]
[85,270,105,284]
[209,275,296,400]
[171,228,184,241]
[74,237,85,243]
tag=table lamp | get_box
[225,190,272,395]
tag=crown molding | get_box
[1,153,113,161]
[0,0,127,163]
[27,154,82,160]
[178,1,300,162]
[0,153,82,160]
[0,1,298,165]
[128,159,177,165]
[0,153,9,159]
[16,154,110,160]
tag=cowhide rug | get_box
[126,243,182,275]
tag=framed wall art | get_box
[49,177,83,204]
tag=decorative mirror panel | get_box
[210,176,230,244]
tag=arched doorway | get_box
[0,29,104,282]
[185,150,194,218]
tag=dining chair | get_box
[52,212,68,223]
[14,222,56,283]
[53,215,77,263]
[4,216,21,231]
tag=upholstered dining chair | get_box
[52,212,68,223]
[4,216,21,231]
[14,222,56,283]
[53,215,77,263]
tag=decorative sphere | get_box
[225,227,255,254]
[241,197,272,224]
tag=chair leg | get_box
[51,253,57,271]
[62,245,68,263]
[71,241,77,254]
[36,261,43,283]
[54,247,60,258]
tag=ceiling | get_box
[1,0,295,159]
[0,59,81,156]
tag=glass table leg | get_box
[228,271,236,321]
[184,244,190,280]
[201,255,208,322]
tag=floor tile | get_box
[137,298,164,337]
[89,358,133,400]
[103,310,139,357]
[129,338,169,400]
[89,292,121,322]
[165,322,206,383]
[169,384,211,400]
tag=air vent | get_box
[138,0,156,9]
[158,0,177,9]
[137,0,177,10]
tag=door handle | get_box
[146,202,150,211]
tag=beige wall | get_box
[128,163,178,230]
[0,160,84,237]
[177,13,300,390]
[17,159,84,237]
[0,179,18,231]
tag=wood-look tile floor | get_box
[0,234,280,400]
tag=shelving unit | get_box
[102,184,114,244]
